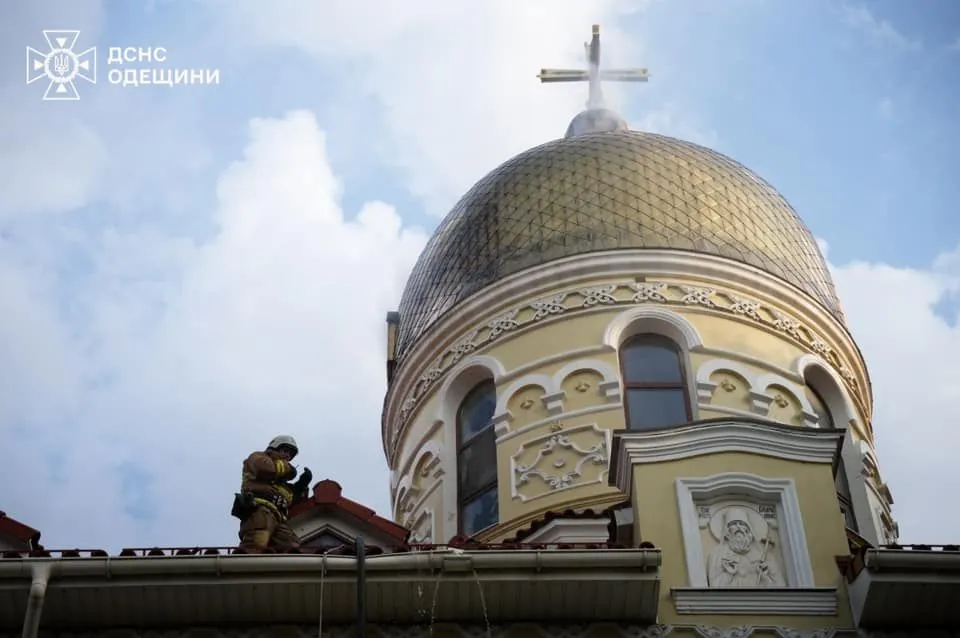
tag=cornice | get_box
[383,250,870,463]
[609,418,844,495]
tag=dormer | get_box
[287,480,409,553]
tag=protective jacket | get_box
[240,450,299,518]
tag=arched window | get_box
[619,334,691,430]
[456,379,498,536]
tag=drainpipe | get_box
[21,562,52,638]
[356,536,366,637]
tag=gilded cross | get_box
[537,24,650,109]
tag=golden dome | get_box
[395,130,840,362]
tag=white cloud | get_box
[216,0,670,214]
[840,4,921,52]
[0,1,958,554]
[831,251,960,542]
[0,110,427,549]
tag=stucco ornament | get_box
[707,506,785,588]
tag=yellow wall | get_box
[388,273,877,547]
[630,452,853,628]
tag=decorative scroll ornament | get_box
[514,433,607,492]
[391,279,862,452]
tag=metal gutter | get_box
[0,548,660,583]
[864,549,960,573]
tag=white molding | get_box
[493,357,623,433]
[428,354,503,540]
[497,345,614,385]
[384,249,870,460]
[612,420,843,495]
[795,353,859,426]
[510,423,612,503]
[495,374,553,416]
[695,357,818,427]
[674,473,815,590]
[671,587,838,615]
[695,358,756,401]
[603,305,704,351]
[522,518,612,544]
[497,403,621,444]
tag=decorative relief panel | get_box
[392,280,859,454]
[676,473,815,590]
[395,446,444,523]
[510,423,612,502]
[407,509,435,544]
[702,502,786,588]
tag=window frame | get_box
[455,378,499,536]
[619,333,693,431]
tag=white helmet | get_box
[268,435,299,457]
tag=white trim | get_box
[611,420,843,495]
[428,354,503,539]
[674,473,815,589]
[510,423,612,503]
[795,353,859,426]
[522,518,612,544]
[695,357,818,427]
[494,374,553,417]
[671,587,838,615]
[697,346,804,384]
[552,357,622,403]
[384,249,869,445]
[695,358,756,401]
[603,305,704,351]
[493,357,623,434]
[497,403,622,444]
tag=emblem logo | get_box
[26,30,97,101]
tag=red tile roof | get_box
[289,479,410,545]
[0,511,41,549]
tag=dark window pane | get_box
[838,494,858,532]
[461,486,498,536]
[626,388,689,430]
[458,380,496,440]
[621,337,683,383]
[458,427,497,496]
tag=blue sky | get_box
[1,0,959,551]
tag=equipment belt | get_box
[251,492,289,519]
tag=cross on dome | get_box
[537,24,650,111]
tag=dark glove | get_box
[294,467,313,490]
[282,462,298,481]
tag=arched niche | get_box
[794,354,881,544]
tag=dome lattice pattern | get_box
[395,131,840,363]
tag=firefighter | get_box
[234,435,313,553]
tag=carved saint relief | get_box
[705,505,786,588]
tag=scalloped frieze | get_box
[696,359,819,427]
[392,280,860,454]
